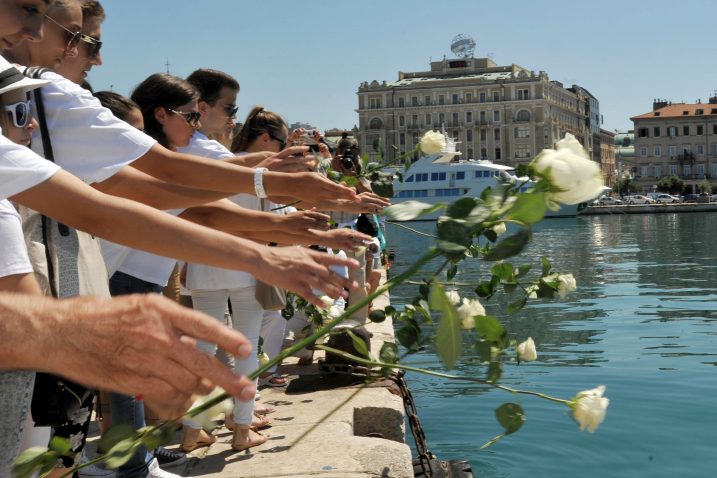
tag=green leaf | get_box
[48,436,72,455]
[103,438,143,469]
[484,228,531,261]
[541,256,552,276]
[98,424,137,457]
[382,201,444,221]
[396,324,420,351]
[483,228,498,243]
[379,342,399,364]
[341,175,360,187]
[537,278,556,298]
[446,263,458,280]
[437,240,468,254]
[418,282,430,300]
[446,197,477,219]
[507,296,528,313]
[476,339,492,363]
[346,329,370,358]
[372,180,394,198]
[139,425,173,451]
[436,218,473,248]
[475,281,494,298]
[368,309,387,323]
[506,191,548,224]
[516,264,532,279]
[12,447,57,478]
[491,262,514,282]
[429,282,462,369]
[474,315,505,343]
[495,403,525,435]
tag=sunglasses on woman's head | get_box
[268,132,287,150]
[44,14,82,51]
[79,33,102,58]
[168,108,201,127]
[4,100,32,128]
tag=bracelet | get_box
[254,167,268,199]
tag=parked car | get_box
[593,195,623,206]
[683,194,701,203]
[624,195,655,205]
[654,193,680,204]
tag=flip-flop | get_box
[254,406,276,416]
[258,373,289,388]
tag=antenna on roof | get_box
[165,57,171,74]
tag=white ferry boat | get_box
[389,136,582,220]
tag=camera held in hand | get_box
[339,147,359,172]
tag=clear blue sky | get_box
[90,0,717,133]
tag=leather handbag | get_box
[255,280,287,311]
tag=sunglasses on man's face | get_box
[4,100,32,128]
[223,104,239,117]
[168,108,201,127]
[44,14,82,51]
[79,33,102,58]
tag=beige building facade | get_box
[630,97,717,192]
[356,57,596,168]
[599,129,616,188]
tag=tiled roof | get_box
[631,103,717,120]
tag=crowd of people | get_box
[0,0,390,477]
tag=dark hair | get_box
[130,73,198,148]
[186,69,239,105]
[356,214,378,237]
[81,0,105,21]
[230,106,286,153]
[94,91,139,123]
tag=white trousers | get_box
[260,310,287,373]
[191,286,262,426]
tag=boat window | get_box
[435,188,461,197]
[406,175,414,182]
[430,172,447,181]
[397,190,414,198]
[414,190,428,197]
[415,173,428,182]
[456,171,465,180]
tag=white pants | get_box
[191,286,262,426]
[260,310,287,373]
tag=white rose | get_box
[419,130,446,155]
[446,289,461,305]
[456,298,485,329]
[557,273,576,299]
[318,295,334,310]
[492,222,507,236]
[190,387,234,431]
[572,385,609,433]
[517,337,537,361]
[530,133,604,205]
[258,352,271,368]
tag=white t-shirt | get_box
[0,131,59,200]
[178,137,258,290]
[0,200,32,278]
[100,208,185,287]
[31,70,156,184]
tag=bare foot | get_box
[181,426,216,452]
[231,426,267,451]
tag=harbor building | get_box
[599,129,616,188]
[356,38,598,170]
[630,95,717,192]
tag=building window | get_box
[493,92,500,102]
[452,94,459,104]
[667,126,678,137]
[638,128,649,138]
[466,148,473,158]
[425,114,431,125]
[398,98,405,107]
[670,164,677,175]
[655,166,662,178]
[466,111,472,123]
[452,112,459,125]
[493,110,500,122]
[682,143,691,153]
[479,92,486,103]
[712,144,717,156]
[466,129,473,142]
[640,146,648,157]
[399,116,405,127]
[412,114,418,126]
[494,128,501,141]
[495,147,502,160]
[480,129,487,141]
[641,166,648,177]
[683,165,691,176]
[515,110,531,122]
[369,98,382,109]
[456,171,465,180]
[466,93,472,103]
[697,164,705,176]
[712,164,717,176]
[697,144,704,155]
[683,125,690,136]
[517,89,530,100]
[668,145,677,157]
[653,127,660,136]
[369,118,383,129]
[713,124,717,135]
[479,111,486,123]
[515,144,530,158]
[697,125,704,135]
[399,133,405,145]
[411,96,418,106]
[653,145,661,156]
[438,95,445,105]
[515,127,530,138]
[480,147,487,159]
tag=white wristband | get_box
[254,167,268,199]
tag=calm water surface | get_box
[387,212,717,478]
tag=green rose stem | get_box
[316,345,570,407]
[386,221,438,238]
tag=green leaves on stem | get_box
[429,282,462,369]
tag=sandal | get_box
[254,406,276,416]
[181,427,216,452]
[258,373,289,388]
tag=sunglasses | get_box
[79,33,102,58]
[44,14,82,51]
[168,108,201,127]
[4,100,32,128]
[268,133,287,150]
[223,104,239,117]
